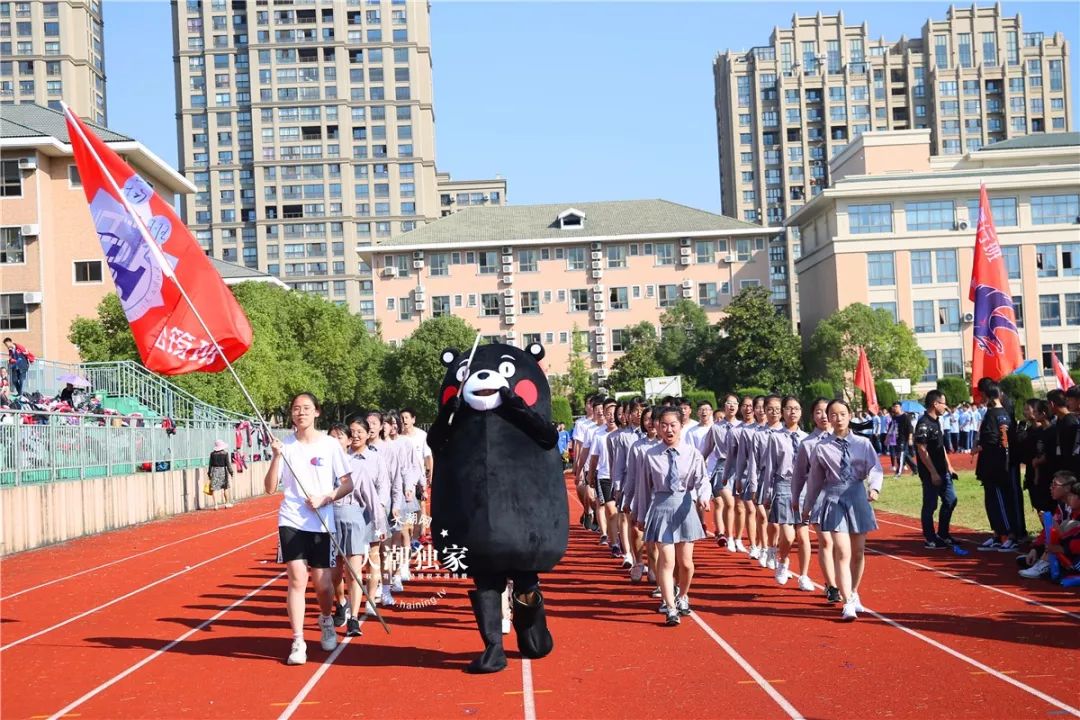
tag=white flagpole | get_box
[447,333,482,427]
[63,103,391,634]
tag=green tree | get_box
[936,376,970,406]
[805,304,926,395]
[703,287,802,394]
[657,300,715,385]
[608,321,664,394]
[874,380,898,410]
[561,325,592,414]
[383,315,477,422]
[1000,374,1034,421]
[68,294,139,363]
[550,396,573,427]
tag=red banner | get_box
[1052,351,1075,390]
[64,107,252,375]
[854,346,879,414]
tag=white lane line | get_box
[46,571,287,720]
[1,510,276,601]
[277,618,367,720]
[867,547,1080,622]
[1,532,275,652]
[521,658,537,720]
[688,612,804,720]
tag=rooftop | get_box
[209,257,288,289]
[980,132,1080,152]
[0,104,131,143]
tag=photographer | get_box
[914,390,958,550]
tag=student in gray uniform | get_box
[700,393,742,553]
[759,396,810,590]
[803,399,884,621]
[754,395,785,570]
[724,396,763,556]
[625,406,661,587]
[365,411,404,607]
[633,406,710,627]
[610,398,646,573]
[790,398,839,602]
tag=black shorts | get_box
[277,526,335,568]
[598,477,614,504]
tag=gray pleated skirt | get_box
[767,483,802,525]
[710,460,729,495]
[644,491,705,545]
[738,473,758,502]
[334,503,375,556]
[817,482,878,534]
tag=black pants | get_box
[473,570,540,595]
[982,473,1025,539]
[895,440,918,475]
[920,474,957,543]
[9,366,25,395]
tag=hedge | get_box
[874,380,898,410]
[550,396,573,427]
[734,387,770,401]
[687,390,717,409]
[936,376,970,406]
[1000,374,1034,421]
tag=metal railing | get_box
[0,409,284,486]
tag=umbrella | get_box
[56,373,91,388]
[900,399,925,413]
[1010,359,1041,379]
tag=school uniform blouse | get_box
[609,427,642,495]
[366,442,404,515]
[723,422,759,486]
[758,426,809,506]
[802,433,884,518]
[339,450,392,539]
[789,428,828,503]
[634,441,709,521]
[392,435,425,499]
[700,419,740,468]
[624,437,658,517]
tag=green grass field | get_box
[875,470,1041,536]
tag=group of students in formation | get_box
[571,393,883,626]
[262,392,432,666]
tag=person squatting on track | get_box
[265,392,355,666]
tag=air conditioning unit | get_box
[505,315,517,325]
[679,246,692,255]
[593,326,605,335]
[596,353,608,363]
[592,283,603,291]
[504,330,517,340]
[502,246,512,254]
[412,250,424,260]
[593,311,605,321]
[591,251,602,260]
[591,242,602,251]
[502,263,513,273]
[590,260,602,271]
[681,278,692,288]
[681,288,693,298]
[22,291,43,304]
[954,220,969,231]
[501,254,513,264]
[20,224,40,237]
[414,300,426,311]
[503,294,516,306]
[380,266,397,277]
[18,157,37,170]
[502,288,514,297]
[591,270,603,279]
[962,312,975,323]
[412,259,424,269]
[592,291,604,301]
[414,286,426,299]
[724,254,737,263]
[502,274,513,284]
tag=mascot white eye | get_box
[498,360,516,378]
[456,364,469,382]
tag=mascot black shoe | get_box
[428,341,569,674]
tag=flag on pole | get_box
[969,183,1022,400]
[63,105,252,375]
[853,346,879,414]
[1051,351,1075,390]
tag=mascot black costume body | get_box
[427,341,568,674]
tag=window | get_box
[606,244,626,269]
[982,32,997,66]
[905,201,954,231]
[1,159,21,197]
[934,35,949,69]
[958,33,972,68]
[698,282,719,306]
[478,250,497,274]
[1065,294,1080,326]
[517,249,537,272]
[913,300,935,333]
[1039,294,1061,326]
[74,260,103,283]
[609,287,628,310]
[867,252,895,286]
[869,302,897,321]
[966,197,1018,228]
[1031,195,1079,225]
[911,250,932,284]
[429,252,449,277]
[941,349,963,377]
[520,291,539,315]
[0,227,24,263]
[938,299,960,332]
[658,284,678,308]
[1037,244,1058,277]
[848,203,892,234]
[936,249,958,283]
[655,243,674,266]
[1043,344,1065,378]
[570,289,589,312]
[480,293,500,317]
[1063,243,1080,277]
[1013,296,1025,328]
[0,293,27,330]
[611,329,627,353]
[566,247,585,271]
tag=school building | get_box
[361,199,776,377]
[789,128,1080,392]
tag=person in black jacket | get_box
[888,403,918,477]
[973,381,1022,552]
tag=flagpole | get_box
[62,104,391,634]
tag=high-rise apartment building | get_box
[714,5,1072,320]
[436,172,506,217]
[0,0,107,122]
[171,0,441,328]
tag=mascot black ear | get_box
[440,348,460,368]
[526,343,545,362]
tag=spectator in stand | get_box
[58,383,75,405]
[1019,399,1054,513]
[207,440,235,510]
[889,403,918,477]
[0,368,9,406]
[3,338,31,397]
[915,390,958,550]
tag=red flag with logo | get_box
[969,184,1022,399]
[63,106,252,375]
[854,346,879,414]
[1052,352,1075,390]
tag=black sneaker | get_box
[939,536,956,547]
[579,512,588,529]
[665,611,681,626]
[825,586,842,603]
[345,617,362,637]
[333,600,350,628]
[924,539,948,550]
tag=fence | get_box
[0,410,282,486]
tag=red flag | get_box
[64,106,252,375]
[854,346,879,414]
[1052,352,1075,390]
[968,184,1022,399]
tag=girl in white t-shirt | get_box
[264,392,354,666]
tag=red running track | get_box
[1,479,1077,720]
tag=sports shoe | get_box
[825,586,842,603]
[286,638,307,665]
[319,614,338,651]
[501,617,512,635]
[977,537,1002,551]
[997,538,1018,553]
[797,575,815,592]
[726,538,737,553]
[650,586,662,598]
[841,599,858,621]
[224,502,234,508]
[657,602,670,614]
[390,577,404,593]
[775,562,791,585]
[599,537,609,546]
[734,539,749,553]
[665,610,681,626]
[345,617,362,637]
[630,563,644,583]
[610,544,622,558]
[381,586,395,606]
[851,592,866,613]
[333,599,350,627]
[766,548,778,570]
[717,534,728,548]
[579,512,588,529]
[1019,558,1050,578]
[400,567,412,582]
[758,548,769,569]
[748,546,761,560]
[675,595,691,616]
[924,539,948,550]
[365,600,378,618]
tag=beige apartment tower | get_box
[0,0,107,122]
[171,0,440,328]
[715,4,1072,320]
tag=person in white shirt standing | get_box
[265,392,354,665]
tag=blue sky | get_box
[104,1,1080,214]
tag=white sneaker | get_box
[797,575,815,592]
[657,602,670,614]
[734,539,749,553]
[726,538,737,552]
[365,600,378,617]
[775,562,790,585]
[758,548,769,569]
[675,595,691,616]
[390,577,404,593]
[629,563,644,583]
[286,638,307,665]
[851,592,866,613]
[501,618,512,635]
[748,546,761,560]
[381,586,395,606]
[841,599,858,621]
[318,615,338,652]
[400,567,412,582]
[997,538,1018,553]
[1019,558,1050,578]
[766,548,778,570]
